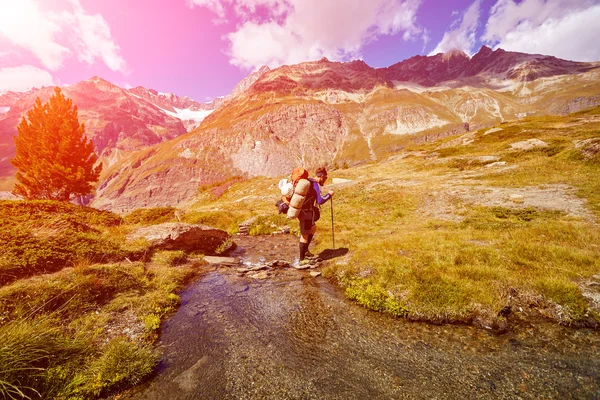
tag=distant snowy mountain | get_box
[0,77,221,180]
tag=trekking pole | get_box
[330,196,335,250]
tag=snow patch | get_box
[162,107,213,123]
[0,107,9,114]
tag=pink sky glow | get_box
[1,0,599,101]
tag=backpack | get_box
[291,167,309,187]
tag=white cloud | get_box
[483,0,600,62]
[187,0,227,19]
[61,0,127,72]
[0,0,126,72]
[428,0,480,56]
[0,0,70,70]
[0,65,55,92]
[189,0,424,70]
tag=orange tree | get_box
[10,87,102,201]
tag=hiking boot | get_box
[299,259,314,266]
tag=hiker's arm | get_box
[314,181,332,205]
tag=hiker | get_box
[298,167,334,263]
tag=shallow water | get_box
[126,234,600,399]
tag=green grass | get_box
[0,260,199,399]
[123,207,177,225]
[0,200,212,399]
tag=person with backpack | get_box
[297,167,334,264]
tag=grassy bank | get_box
[0,201,207,399]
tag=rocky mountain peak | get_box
[475,45,494,57]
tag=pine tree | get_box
[10,87,102,201]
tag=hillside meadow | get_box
[185,106,600,329]
[1,107,599,398]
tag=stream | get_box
[125,234,600,399]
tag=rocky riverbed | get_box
[124,234,600,399]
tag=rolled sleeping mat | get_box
[289,193,306,209]
[295,179,311,196]
[287,205,301,219]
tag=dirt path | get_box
[124,234,600,399]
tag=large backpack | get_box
[287,177,311,219]
[291,167,309,187]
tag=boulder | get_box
[128,222,232,255]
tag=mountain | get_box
[0,77,219,186]
[1,47,599,210]
[91,47,600,211]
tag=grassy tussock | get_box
[0,260,198,399]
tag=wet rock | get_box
[248,264,268,271]
[249,271,269,279]
[267,260,290,268]
[204,256,240,266]
[128,222,231,255]
[486,161,507,168]
[292,264,310,270]
[309,271,322,277]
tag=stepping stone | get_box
[292,264,310,270]
[248,265,268,271]
[309,271,321,277]
[249,271,269,279]
[204,256,240,266]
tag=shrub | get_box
[72,337,158,398]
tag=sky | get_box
[0,0,599,102]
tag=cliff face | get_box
[1,47,599,209]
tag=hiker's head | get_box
[315,167,328,185]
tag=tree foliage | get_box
[11,87,102,201]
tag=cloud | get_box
[0,0,70,70]
[61,0,127,72]
[0,65,55,92]
[189,0,424,70]
[483,0,600,62]
[187,0,227,21]
[0,0,126,72]
[428,0,480,56]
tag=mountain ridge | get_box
[1,47,599,210]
